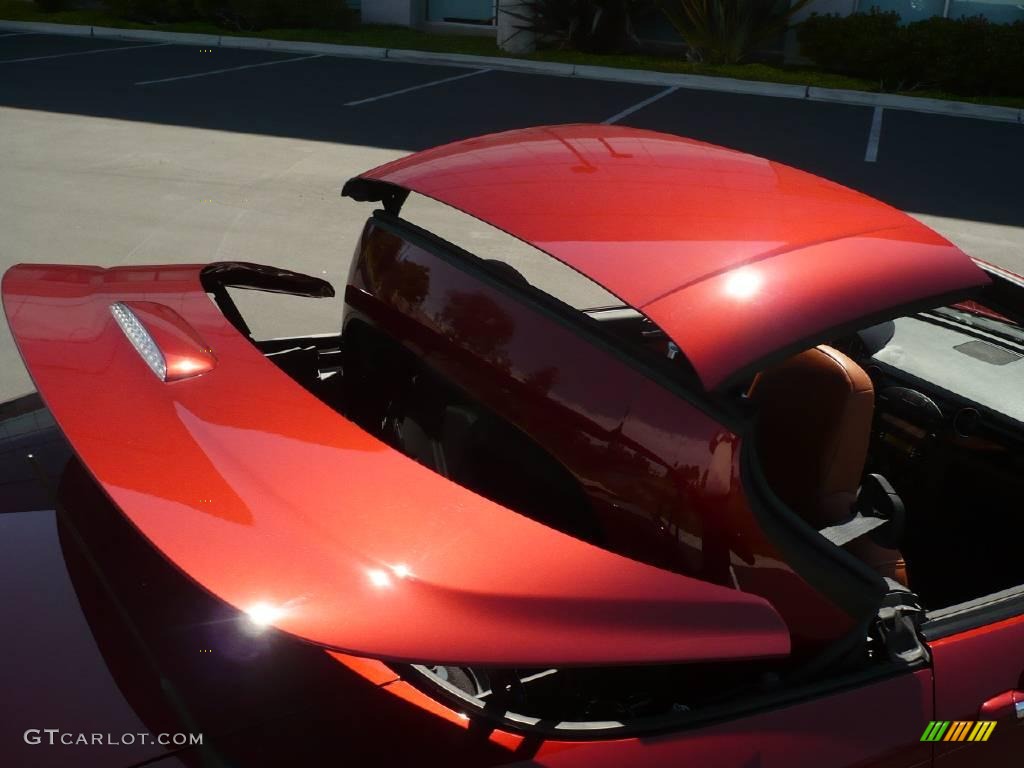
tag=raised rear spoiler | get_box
[2,262,790,667]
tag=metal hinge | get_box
[876,587,930,665]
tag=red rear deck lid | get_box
[3,262,790,667]
[344,124,988,389]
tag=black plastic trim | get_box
[209,284,251,338]
[341,177,409,215]
[0,391,45,421]
[922,586,1024,641]
[394,659,921,742]
[200,261,335,298]
[739,436,889,622]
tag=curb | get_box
[221,35,387,59]
[1,19,1021,124]
[0,19,93,36]
[574,63,808,99]
[386,47,573,76]
[805,86,1021,123]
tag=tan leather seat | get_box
[749,345,907,585]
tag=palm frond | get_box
[659,0,814,63]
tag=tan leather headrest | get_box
[749,345,874,526]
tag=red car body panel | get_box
[0,262,791,667]
[928,613,1024,765]
[0,435,948,768]
[351,124,988,388]
[346,219,855,649]
[4,122,1024,768]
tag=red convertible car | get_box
[2,125,1023,767]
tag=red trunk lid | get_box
[3,262,789,666]
[346,124,988,389]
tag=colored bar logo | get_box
[921,721,997,742]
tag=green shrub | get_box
[907,16,991,94]
[102,0,197,22]
[994,22,1024,94]
[193,0,354,30]
[103,0,354,29]
[272,0,353,29]
[33,0,69,11]
[508,0,649,53]
[908,16,1024,96]
[797,9,907,86]
[798,11,1024,96]
[659,0,814,64]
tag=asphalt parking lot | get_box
[1,31,1022,399]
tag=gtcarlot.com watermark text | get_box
[24,729,203,747]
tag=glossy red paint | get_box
[327,651,401,686]
[46,464,530,768]
[1,262,791,667]
[978,689,1024,721]
[346,219,854,649]
[0,421,947,768]
[951,299,1014,324]
[352,124,988,388]
[928,612,1024,765]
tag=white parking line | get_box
[0,41,171,64]
[602,86,681,125]
[136,53,324,85]
[345,68,492,106]
[864,107,884,163]
[0,32,33,38]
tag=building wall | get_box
[798,0,1024,23]
[358,0,1024,30]
[361,0,492,26]
[361,0,426,26]
[425,0,495,23]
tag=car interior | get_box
[826,282,1024,613]
[589,275,1024,615]
[746,343,909,589]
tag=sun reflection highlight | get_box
[367,564,414,588]
[723,267,763,300]
[245,601,286,627]
[390,563,412,579]
[174,359,203,374]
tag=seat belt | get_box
[819,473,905,548]
[818,513,889,547]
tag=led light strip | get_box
[110,302,167,381]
